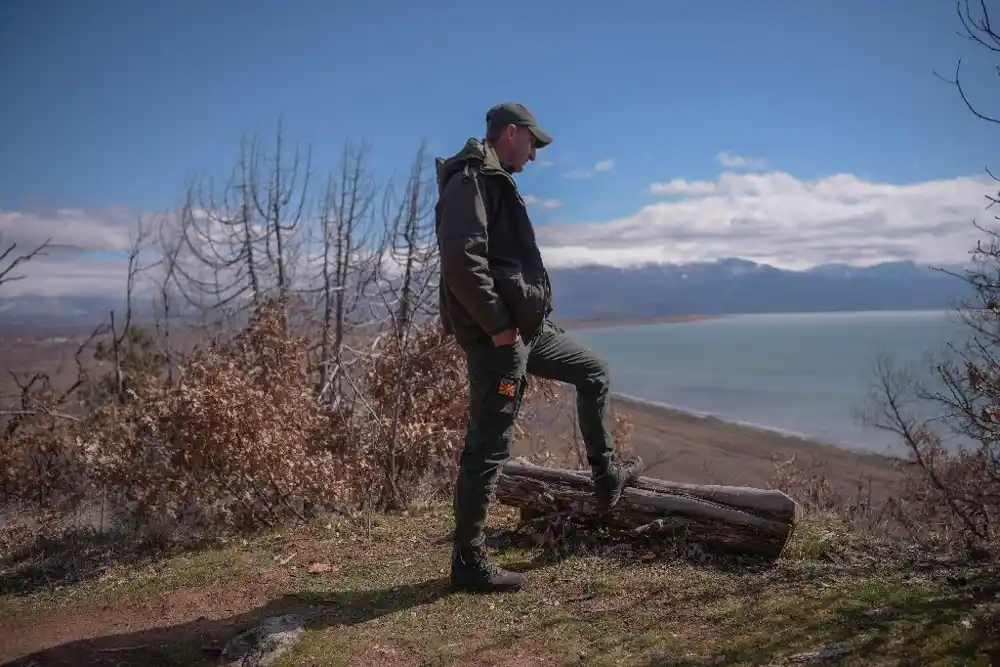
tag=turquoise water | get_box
[571,310,969,455]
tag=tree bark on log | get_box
[494,457,800,560]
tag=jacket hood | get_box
[435,138,505,194]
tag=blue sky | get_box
[2,0,999,295]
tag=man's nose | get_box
[529,146,536,161]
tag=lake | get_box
[572,310,970,455]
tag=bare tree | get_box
[369,142,442,509]
[311,140,382,403]
[377,141,440,341]
[103,216,157,404]
[167,123,313,328]
[867,0,1000,549]
[149,209,187,384]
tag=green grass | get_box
[2,506,998,667]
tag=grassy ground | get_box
[1,505,998,667]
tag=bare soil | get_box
[517,393,903,508]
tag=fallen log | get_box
[494,457,800,559]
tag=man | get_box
[433,102,645,593]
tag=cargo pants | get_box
[453,319,615,548]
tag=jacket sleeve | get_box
[437,172,512,336]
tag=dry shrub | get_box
[888,429,999,553]
[864,292,1000,555]
[610,406,636,457]
[516,377,564,466]
[0,383,90,520]
[0,509,33,554]
[1,297,588,540]
[84,299,348,532]
[765,443,997,556]
[341,323,470,510]
[521,383,636,470]
[767,453,890,537]
[768,455,847,515]
[341,325,587,508]
[846,0,1000,559]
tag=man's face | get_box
[502,125,537,173]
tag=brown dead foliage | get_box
[85,300,350,531]
[886,428,1000,554]
[767,454,892,538]
[332,320,471,511]
[1,298,612,542]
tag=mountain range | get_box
[546,258,973,318]
[0,258,975,327]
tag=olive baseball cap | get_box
[485,102,553,148]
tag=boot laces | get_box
[468,545,502,576]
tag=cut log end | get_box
[496,457,799,560]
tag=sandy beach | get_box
[514,314,905,503]
[618,395,899,491]
[516,391,903,505]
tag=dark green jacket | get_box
[434,138,553,346]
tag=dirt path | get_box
[1,585,278,665]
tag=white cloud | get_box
[7,166,998,296]
[0,205,438,300]
[0,208,146,297]
[564,157,616,179]
[717,151,767,170]
[523,195,564,209]
[648,178,718,196]
[0,254,131,297]
[0,208,138,254]
[537,169,997,270]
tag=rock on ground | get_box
[220,614,307,667]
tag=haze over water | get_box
[573,310,969,456]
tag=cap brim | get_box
[529,125,553,149]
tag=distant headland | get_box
[552,314,721,331]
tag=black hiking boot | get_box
[592,455,645,509]
[450,543,524,593]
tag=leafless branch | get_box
[311,139,383,403]
[165,124,313,328]
[859,1,1000,550]
[0,236,52,289]
[934,1,1000,125]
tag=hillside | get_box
[1,505,997,667]
[0,273,996,667]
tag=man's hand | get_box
[491,327,519,347]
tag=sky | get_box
[2,0,1000,297]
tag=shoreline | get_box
[611,392,901,460]
[610,393,905,500]
[553,314,722,331]
[552,309,953,332]
[519,389,905,502]
[529,312,912,498]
